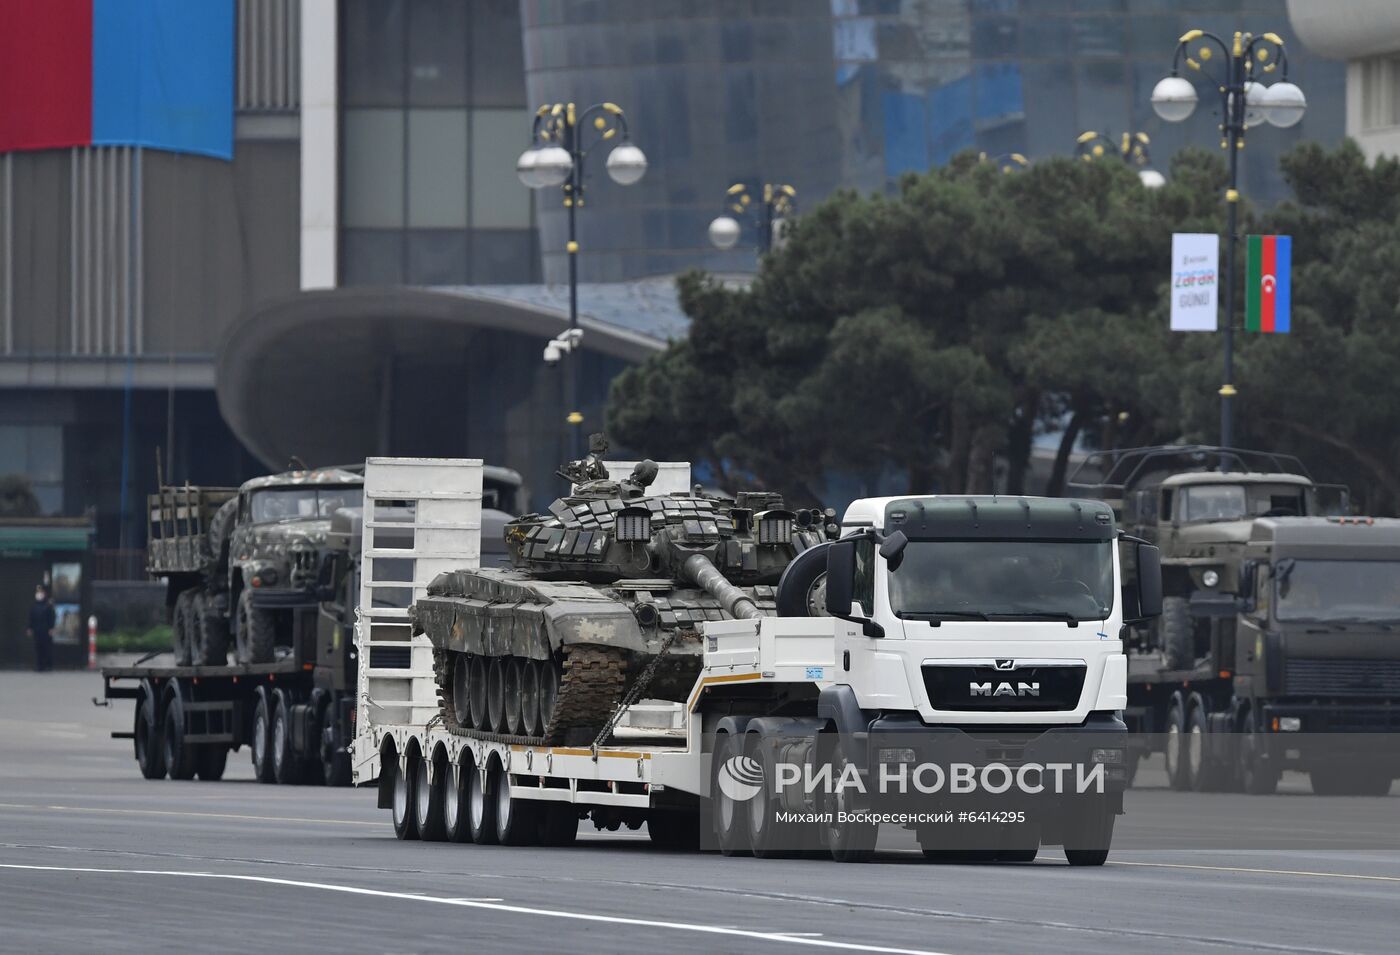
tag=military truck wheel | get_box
[194,592,229,666]
[1164,698,1190,791]
[271,697,303,784]
[414,753,447,841]
[163,698,197,780]
[1187,701,1224,792]
[135,692,166,780]
[776,543,831,617]
[172,590,195,666]
[235,589,276,664]
[250,693,276,783]
[196,745,228,781]
[1241,709,1280,795]
[318,703,351,787]
[1160,596,1193,670]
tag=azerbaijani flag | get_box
[1245,235,1292,333]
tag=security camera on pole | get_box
[517,103,647,458]
[1151,30,1305,450]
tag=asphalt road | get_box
[3,671,1398,955]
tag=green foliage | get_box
[96,625,172,654]
[0,474,42,517]
[607,142,1399,513]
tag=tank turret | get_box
[413,435,834,745]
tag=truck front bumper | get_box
[247,587,319,610]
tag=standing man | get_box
[27,586,55,672]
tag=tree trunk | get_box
[1044,409,1086,497]
[966,425,999,494]
[1004,392,1037,496]
[946,406,972,494]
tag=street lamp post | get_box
[707,182,796,254]
[1075,130,1166,188]
[1151,30,1306,449]
[518,102,647,459]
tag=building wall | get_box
[1289,0,1400,160]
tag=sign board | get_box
[1170,233,1219,332]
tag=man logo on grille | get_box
[716,754,764,802]
[995,659,1016,670]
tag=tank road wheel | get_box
[536,658,560,735]
[135,691,166,779]
[271,697,303,785]
[443,754,473,843]
[194,592,229,666]
[1164,698,1190,791]
[235,589,277,665]
[391,751,420,841]
[1241,709,1280,796]
[415,752,447,841]
[196,745,228,781]
[163,697,197,780]
[538,804,580,847]
[172,590,195,666]
[1160,596,1194,671]
[487,658,506,734]
[250,693,276,783]
[520,660,542,738]
[468,655,489,730]
[467,761,498,845]
[492,760,537,846]
[503,658,525,736]
[450,653,472,729]
[710,733,750,857]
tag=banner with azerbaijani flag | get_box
[1245,235,1292,333]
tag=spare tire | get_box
[172,590,195,666]
[1159,596,1194,671]
[206,497,238,576]
[776,542,831,617]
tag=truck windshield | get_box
[1276,559,1400,622]
[888,540,1115,621]
[250,486,363,522]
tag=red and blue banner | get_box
[0,0,233,160]
[1245,234,1292,334]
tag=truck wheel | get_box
[392,752,420,840]
[1160,596,1193,670]
[467,761,498,845]
[1164,699,1190,791]
[163,698,197,780]
[1063,796,1115,866]
[194,592,229,666]
[442,756,473,843]
[493,761,538,845]
[538,804,581,848]
[710,732,751,857]
[823,740,876,863]
[271,698,303,784]
[646,809,697,851]
[318,703,351,787]
[1241,709,1279,795]
[196,745,228,781]
[415,754,447,841]
[235,589,276,665]
[1187,702,1222,792]
[250,694,276,783]
[135,692,167,779]
[745,737,798,858]
[172,590,195,666]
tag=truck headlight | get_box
[877,747,916,764]
[1276,716,1301,732]
[1091,747,1125,765]
[1202,569,1220,588]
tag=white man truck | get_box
[354,458,1162,864]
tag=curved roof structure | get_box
[216,282,687,470]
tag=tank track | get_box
[433,644,626,747]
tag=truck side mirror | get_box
[1133,542,1163,620]
[878,530,908,571]
[826,539,884,638]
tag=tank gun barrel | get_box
[681,553,767,620]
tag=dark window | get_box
[342,0,406,107]
[407,0,469,106]
[341,230,406,286]
[407,230,469,286]
[854,536,875,615]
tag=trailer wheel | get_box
[135,691,166,779]
[415,753,447,841]
[235,589,276,665]
[250,693,276,783]
[172,590,195,666]
[710,732,751,857]
[271,697,303,784]
[1063,796,1114,867]
[493,761,538,846]
[467,760,497,845]
[442,754,473,843]
[646,809,697,852]
[1164,698,1190,791]
[823,740,876,863]
[1240,709,1279,795]
[1159,596,1193,671]
[538,804,580,848]
[391,751,420,840]
[318,703,351,787]
[194,591,229,666]
[745,736,799,858]
[196,745,228,781]
[163,697,197,780]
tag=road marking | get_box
[0,863,954,955]
[1112,860,1400,883]
[0,802,379,828]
